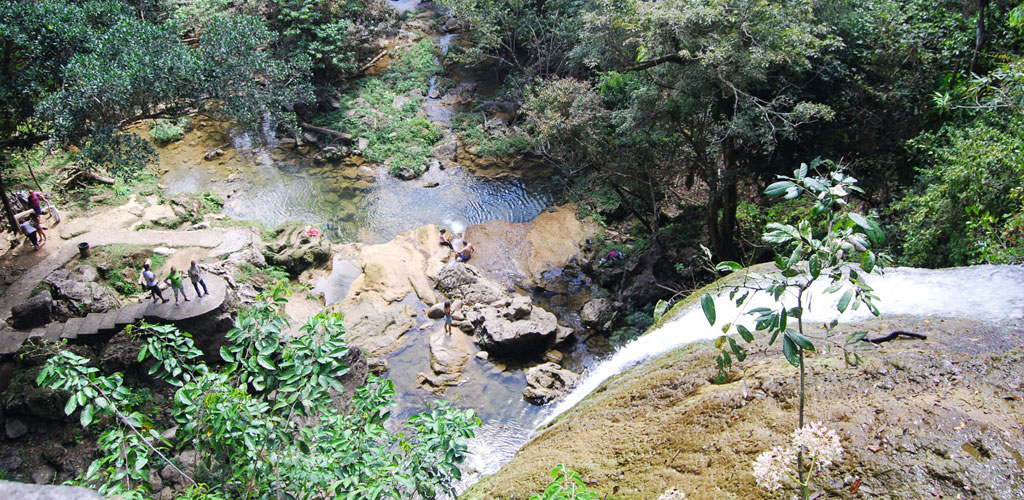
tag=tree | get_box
[559,0,839,259]
[37,283,480,499]
[0,1,312,232]
[703,162,888,499]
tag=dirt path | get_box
[0,227,256,320]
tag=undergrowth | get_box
[315,38,443,176]
[451,112,530,158]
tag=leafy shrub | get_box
[37,286,480,499]
[149,117,193,144]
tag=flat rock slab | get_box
[143,274,227,322]
[0,479,105,500]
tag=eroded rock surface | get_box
[523,362,579,405]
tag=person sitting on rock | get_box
[164,266,190,305]
[188,260,208,298]
[439,228,454,251]
[455,241,474,262]
[599,249,623,267]
[143,263,169,304]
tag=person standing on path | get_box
[164,267,190,305]
[188,260,208,298]
[19,219,39,250]
[143,263,169,303]
[27,190,47,216]
[30,213,46,244]
[443,301,453,336]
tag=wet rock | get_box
[263,222,330,277]
[555,325,574,344]
[5,418,28,439]
[436,263,505,305]
[357,165,376,180]
[427,302,447,319]
[543,350,564,363]
[367,357,389,374]
[429,329,476,380]
[428,88,441,99]
[580,298,616,329]
[471,299,560,356]
[523,362,578,405]
[396,166,419,180]
[423,181,440,188]
[476,351,489,361]
[11,290,52,330]
[334,296,416,356]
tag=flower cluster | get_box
[791,421,843,467]
[752,422,844,491]
[657,487,687,499]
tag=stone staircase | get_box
[0,274,227,356]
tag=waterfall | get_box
[544,265,1024,424]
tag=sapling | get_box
[701,160,889,499]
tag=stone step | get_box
[44,322,64,342]
[60,317,85,340]
[115,303,146,326]
[76,313,104,339]
[0,329,28,355]
[97,311,118,332]
[28,327,46,339]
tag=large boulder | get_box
[436,263,505,305]
[470,297,560,356]
[10,291,52,330]
[263,223,330,277]
[43,268,121,315]
[0,480,105,500]
[522,362,578,405]
[580,298,616,330]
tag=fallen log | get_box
[866,331,927,344]
[359,50,389,73]
[299,122,353,141]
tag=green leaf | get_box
[64,395,78,415]
[80,404,94,427]
[653,299,670,323]
[736,324,754,343]
[782,335,800,367]
[861,251,876,273]
[257,355,276,370]
[845,331,868,345]
[786,330,815,351]
[715,261,743,273]
[220,346,234,363]
[764,181,795,197]
[701,294,716,326]
[728,337,747,362]
[837,288,854,313]
[809,254,821,279]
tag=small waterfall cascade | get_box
[545,265,1024,423]
[458,265,1024,489]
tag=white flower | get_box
[791,421,843,468]
[657,487,687,500]
[752,445,797,490]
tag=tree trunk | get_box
[706,147,739,262]
[970,0,988,74]
[0,164,20,235]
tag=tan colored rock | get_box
[429,327,477,377]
